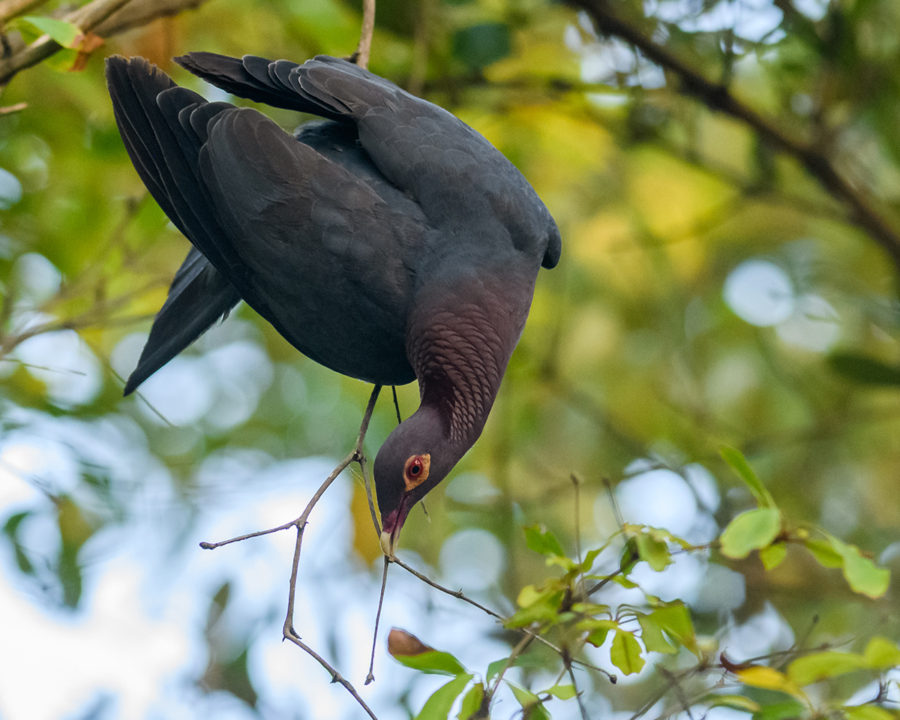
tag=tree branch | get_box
[0,0,48,23]
[350,0,375,69]
[0,0,210,86]
[570,0,900,275]
[200,384,383,720]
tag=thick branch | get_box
[571,1,900,275]
[0,0,49,23]
[350,0,375,69]
[0,0,209,86]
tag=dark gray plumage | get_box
[106,52,561,551]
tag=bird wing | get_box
[196,106,422,382]
[107,56,422,386]
[177,53,561,265]
[124,247,240,395]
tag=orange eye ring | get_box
[403,453,431,491]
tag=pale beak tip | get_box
[380,530,395,558]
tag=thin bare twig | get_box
[366,556,390,685]
[0,101,27,114]
[283,632,379,720]
[201,384,383,719]
[570,0,900,275]
[487,632,534,701]
[351,0,375,69]
[389,555,613,681]
[566,663,591,720]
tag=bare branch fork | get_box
[200,383,382,719]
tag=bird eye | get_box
[403,453,431,491]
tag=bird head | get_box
[373,404,458,556]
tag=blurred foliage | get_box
[1,0,899,718]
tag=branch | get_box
[0,0,48,23]
[350,0,375,69]
[200,384,383,720]
[570,1,900,275]
[0,0,210,86]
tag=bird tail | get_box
[174,51,404,123]
[106,55,240,394]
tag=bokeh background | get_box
[1,0,898,718]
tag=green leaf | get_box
[863,637,900,668]
[610,629,645,675]
[804,538,844,568]
[735,666,806,700]
[457,681,484,720]
[545,684,577,700]
[634,531,672,571]
[388,628,469,677]
[585,627,611,647]
[841,705,895,720]
[719,446,776,508]
[827,352,900,386]
[507,583,566,628]
[760,541,788,570]
[508,683,550,720]
[19,16,82,48]
[649,603,697,654]
[452,22,512,70]
[3,511,35,576]
[720,507,781,559]
[635,613,676,654]
[620,536,640,575]
[703,693,760,712]
[393,649,468,676]
[788,650,868,685]
[524,524,566,558]
[828,536,890,599]
[416,673,473,720]
[578,617,617,647]
[486,658,508,683]
[752,699,808,720]
[579,547,602,572]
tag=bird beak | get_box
[380,529,396,558]
[380,493,413,558]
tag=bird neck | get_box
[406,271,533,447]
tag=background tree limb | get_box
[0,0,210,86]
[570,0,900,276]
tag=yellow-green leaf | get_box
[842,705,895,720]
[508,683,550,720]
[804,538,844,568]
[635,531,672,571]
[760,541,788,570]
[829,536,890,599]
[636,613,676,654]
[863,637,900,669]
[610,629,645,675]
[20,15,81,48]
[649,603,697,654]
[524,524,566,558]
[545,684,577,699]
[788,651,867,685]
[735,666,806,701]
[719,446,776,508]
[457,681,484,720]
[704,694,761,713]
[720,507,781,559]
